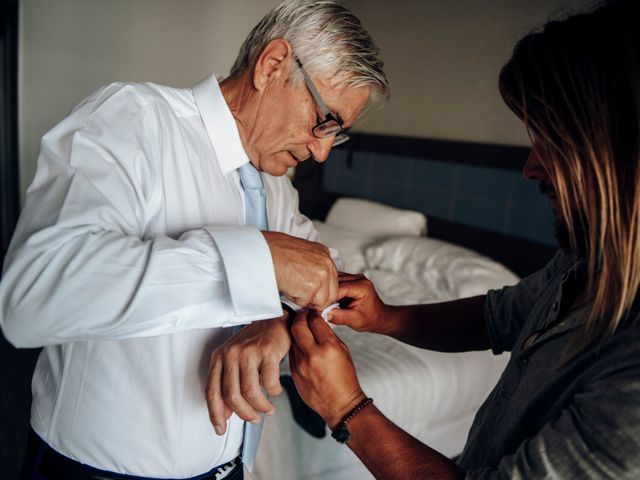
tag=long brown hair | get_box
[499,0,640,353]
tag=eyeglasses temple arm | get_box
[294,55,332,116]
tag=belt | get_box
[27,429,241,480]
[40,451,240,480]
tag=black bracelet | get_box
[331,397,373,444]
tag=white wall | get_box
[19,0,594,200]
[343,0,593,145]
[18,0,280,199]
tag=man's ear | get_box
[253,39,293,92]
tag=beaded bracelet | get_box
[331,397,374,444]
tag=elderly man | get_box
[0,1,389,479]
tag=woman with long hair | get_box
[289,1,640,478]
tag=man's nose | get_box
[523,148,547,181]
[308,137,335,163]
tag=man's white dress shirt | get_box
[0,74,331,477]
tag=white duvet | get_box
[365,236,518,303]
[249,222,518,480]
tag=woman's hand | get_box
[289,309,366,429]
[329,273,394,335]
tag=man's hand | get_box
[206,314,291,435]
[263,231,338,309]
[329,273,394,334]
[289,309,365,429]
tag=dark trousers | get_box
[20,428,243,480]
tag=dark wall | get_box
[0,3,40,480]
[1,0,20,266]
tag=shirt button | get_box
[561,272,569,282]
[519,357,529,367]
[551,301,559,312]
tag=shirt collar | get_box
[570,255,602,276]
[192,73,251,174]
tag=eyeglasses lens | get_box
[313,120,342,137]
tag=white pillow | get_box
[312,220,371,273]
[325,198,427,240]
[365,237,519,301]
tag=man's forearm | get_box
[382,295,490,352]
[345,404,465,480]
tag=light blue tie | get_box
[236,161,267,472]
[238,162,268,231]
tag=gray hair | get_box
[230,0,390,107]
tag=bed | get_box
[248,134,557,480]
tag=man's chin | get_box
[259,162,291,177]
[275,165,292,177]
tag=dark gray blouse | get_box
[459,250,640,479]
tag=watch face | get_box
[331,423,351,444]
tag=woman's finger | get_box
[306,310,338,343]
[290,310,316,351]
[338,272,365,281]
[326,307,362,326]
[337,280,370,302]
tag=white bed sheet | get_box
[248,222,518,480]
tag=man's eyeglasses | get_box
[294,55,349,147]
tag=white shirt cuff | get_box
[280,297,303,313]
[206,226,281,321]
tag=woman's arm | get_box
[289,309,465,480]
[330,275,490,352]
[344,402,465,480]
